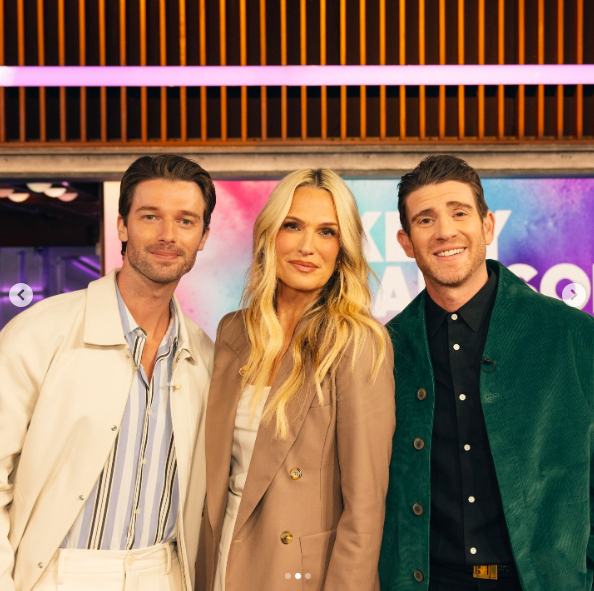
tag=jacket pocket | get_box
[299,530,337,590]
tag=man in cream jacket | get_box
[0,154,216,591]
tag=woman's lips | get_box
[289,261,318,273]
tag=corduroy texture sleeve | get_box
[588,436,594,573]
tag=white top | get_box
[214,385,269,591]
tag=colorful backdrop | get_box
[104,178,594,340]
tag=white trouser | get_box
[32,542,184,591]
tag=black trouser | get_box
[428,563,523,591]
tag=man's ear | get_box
[197,226,210,251]
[397,229,415,259]
[117,215,129,243]
[482,211,496,245]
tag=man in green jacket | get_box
[379,154,594,591]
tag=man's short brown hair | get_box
[119,154,216,255]
[398,154,488,234]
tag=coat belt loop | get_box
[57,549,66,585]
[164,542,172,575]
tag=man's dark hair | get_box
[397,154,488,235]
[118,154,216,255]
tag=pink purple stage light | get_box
[0,65,592,87]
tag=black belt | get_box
[432,562,518,580]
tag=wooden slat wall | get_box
[0,0,4,142]
[497,0,504,140]
[78,0,86,142]
[0,0,592,145]
[575,0,583,139]
[17,0,25,141]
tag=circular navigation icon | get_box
[561,282,587,309]
[9,283,33,308]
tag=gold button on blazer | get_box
[196,311,395,591]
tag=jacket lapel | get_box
[83,269,127,347]
[231,349,319,539]
[206,317,252,539]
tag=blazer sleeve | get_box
[0,329,39,591]
[323,327,396,591]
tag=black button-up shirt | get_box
[426,269,515,565]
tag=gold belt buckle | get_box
[473,565,498,580]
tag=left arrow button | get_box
[9,283,33,308]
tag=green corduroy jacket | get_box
[379,260,594,591]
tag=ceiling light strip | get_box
[0,65,592,87]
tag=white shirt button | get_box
[464,444,471,451]
[453,344,460,351]
[469,496,476,503]
[470,547,477,554]
[174,383,182,390]
[135,508,141,515]
[451,314,458,320]
[459,394,466,401]
[142,459,147,465]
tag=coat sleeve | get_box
[0,328,40,591]
[323,327,396,591]
[588,438,594,575]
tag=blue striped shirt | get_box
[62,280,180,549]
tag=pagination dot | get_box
[305,573,311,579]
[285,573,291,579]
[295,573,302,579]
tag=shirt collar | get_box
[425,268,498,337]
[115,275,179,358]
[425,294,449,338]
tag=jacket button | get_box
[37,562,44,569]
[414,569,424,582]
[290,468,302,480]
[412,503,424,515]
[417,388,427,401]
[239,365,248,377]
[280,531,293,544]
[111,425,118,431]
[413,438,425,450]
[78,495,85,501]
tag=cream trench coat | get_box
[0,270,214,591]
[196,312,395,591]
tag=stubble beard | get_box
[414,241,487,288]
[126,241,198,285]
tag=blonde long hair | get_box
[240,169,386,439]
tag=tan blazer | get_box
[0,270,214,591]
[196,311,395,591]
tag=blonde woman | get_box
[197,170,395,591]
